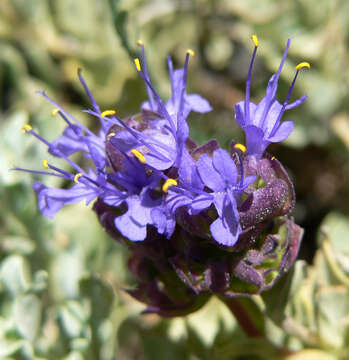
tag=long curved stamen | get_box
[135,63,177,136]
[37,91,95,137]
[245,35,259,124]
[259,38,292,129]
[11,167,67,178]
[137,41,156,110]
[21,125,85,174]
[177,50,193,124]
[269,62,310,138]
[52,108,85,139]
[167,56,175,100]
[77,68,100,113]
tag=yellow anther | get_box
[251,34,259,47]
[101,110,116,118]
[74,173,83,183]
[107,132,116,139]
[42,160,49,169]
[134,58,141,72]
[51,108,60,117]
[21,124,32,133]
[162,178,178,193]
[186,49,195,57]
[271,156,275,161]
[137,39,144,46]
[296,62,311,70]
[234,143,247,153]
[131,149,146,163]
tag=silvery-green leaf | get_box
[71,338,89,352]
[0,255,31,296]
[316,286,349,349]
[319,212,349,255]
[59,300,89,339]
[0,339,25,358]
[79,275,114,323]
[32,270,48,293]
[14,294,42,342]
[51,251,84,299]
[1,235,35,255]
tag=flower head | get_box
[234,36,309,158]
[15,38,305,316]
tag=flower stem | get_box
[220,296,264,338]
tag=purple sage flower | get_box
[234,36,310,158]
[14,38,306,317]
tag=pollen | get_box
[107,132,116,139]
[51,108,60,117]
[42,160,49,169]
[101,110,116,118]
[162,178,178,193]
[21,124,32,133]
[74,173,83,183]
[234,143,247,153]
[251,34,259,47]
[296,62,311,70]
[134,58,141,72]
[186,49,195,57]
[131,149,146,163]
[271,156,275,161]
[137,39,144,46]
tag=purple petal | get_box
[234,101,257,127]
[244,125,269,157]
[49,126,87,157]
[197,154,225,192]
[185,94,212,113]
[285,95,307,110]
[253,97,283,133]
[191,195,213,213]
[151,207,175,238]
[268,121,294,143]
[114,212,146,242]
[33,181,98,219]
[212,149,238,185]
[210,213,241,247]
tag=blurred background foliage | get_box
[1,0,349,358]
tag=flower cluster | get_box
[16,36,308,315]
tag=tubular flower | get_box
[234,36,309,158]
[16,38,306,316]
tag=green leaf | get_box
[79,275,114,323]
[14,294,42,342]
[262,260,307,324]
[0,255,31,296]
[319,212,349,255]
